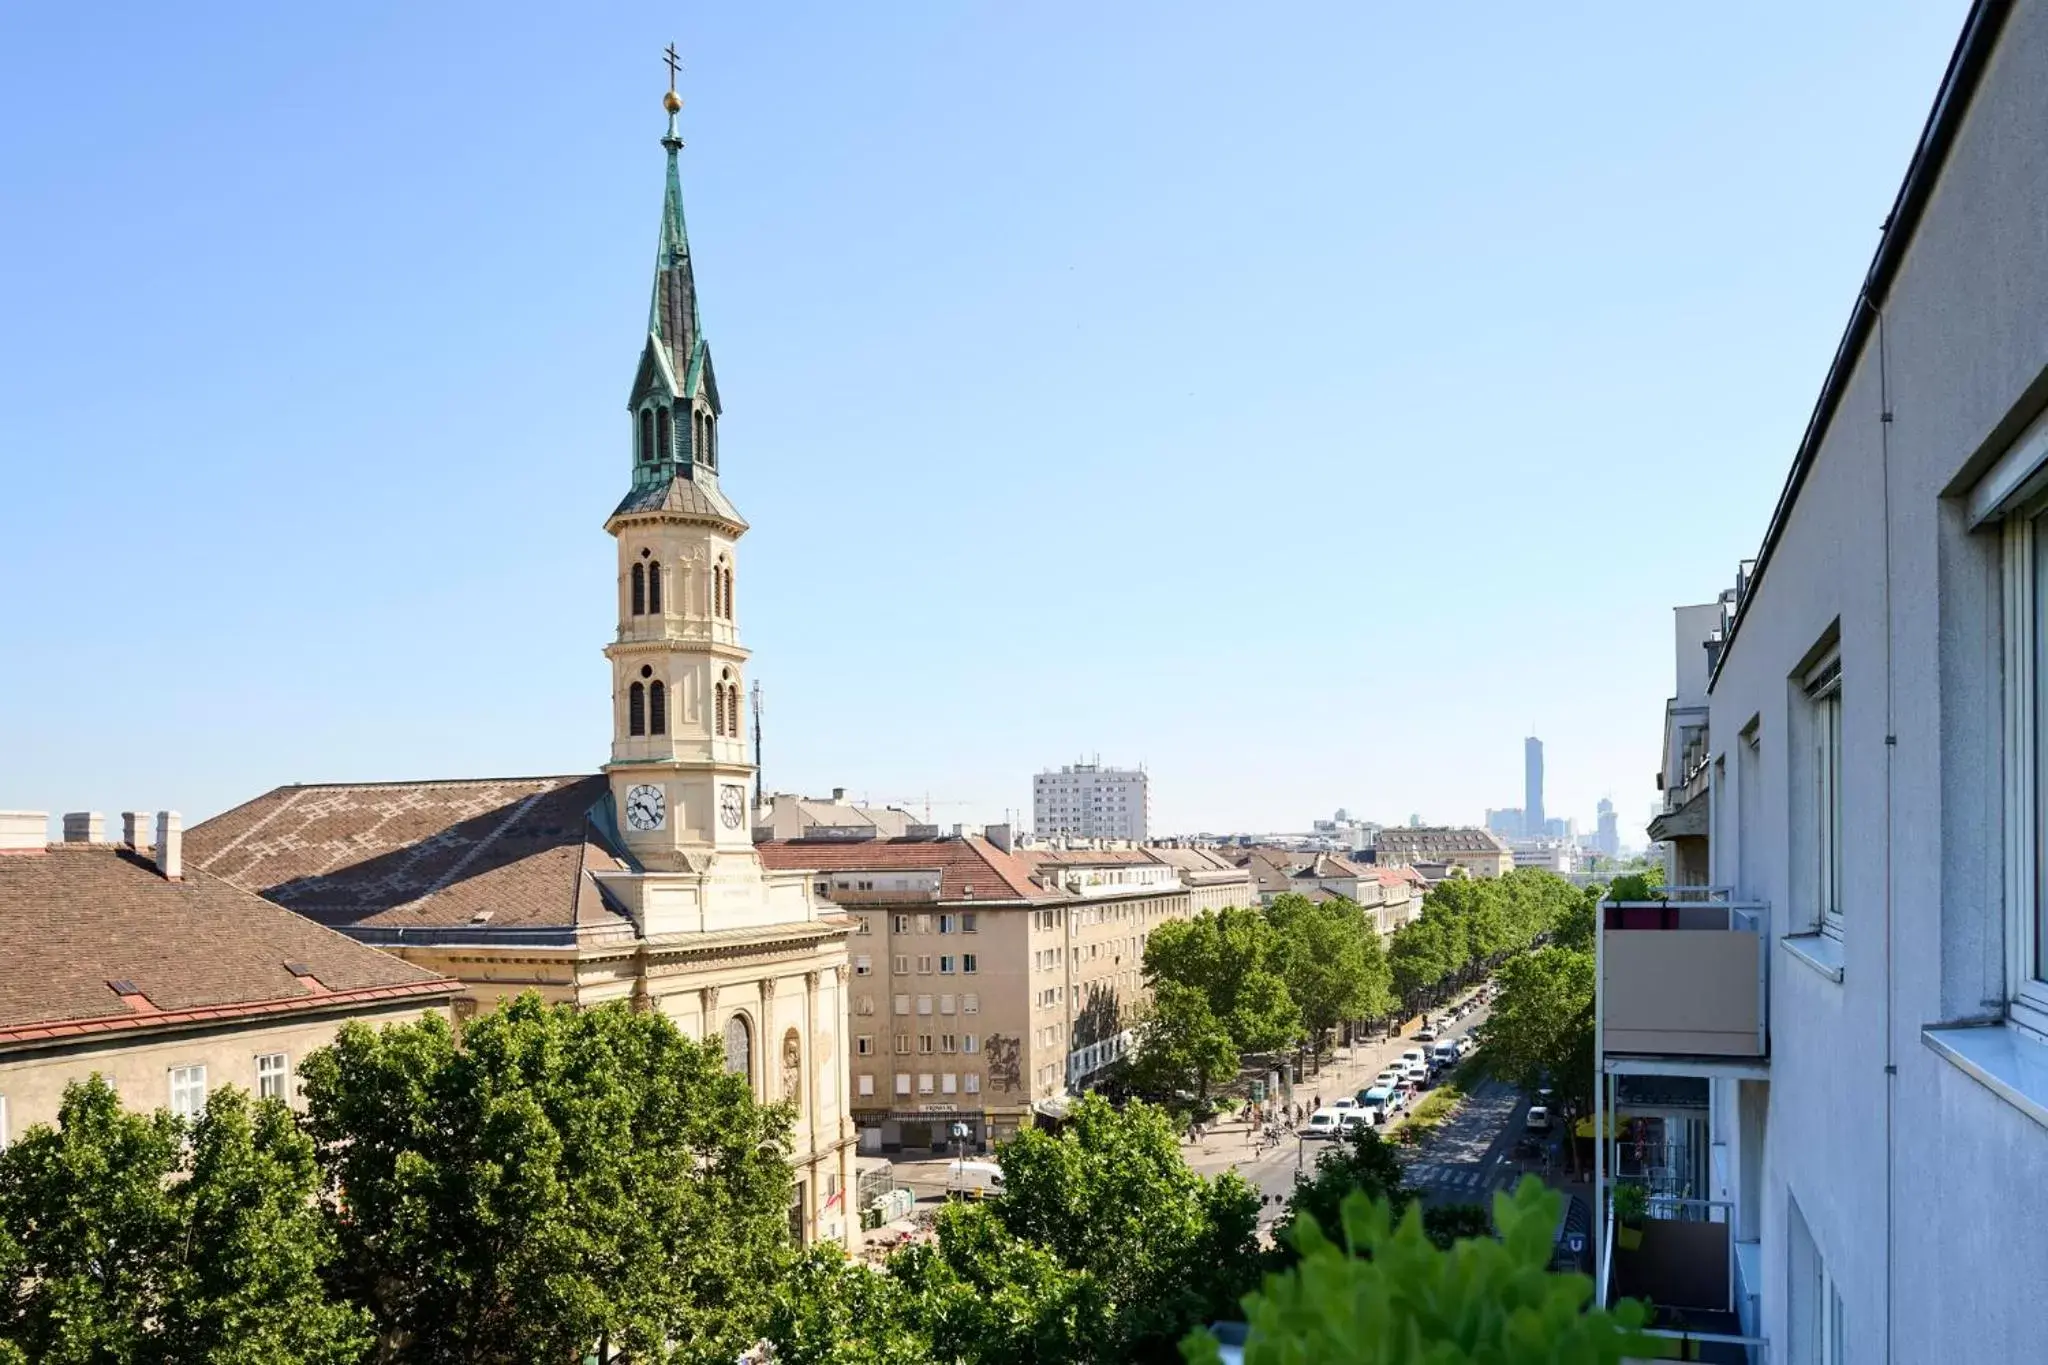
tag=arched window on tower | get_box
[628,682,646,736]
[704,414,717,471]
[649,680,667,735]
[656,406,672,464]
[716,680,730,738]
[630,562,645,616]
[639,408,654,465]
[723,562,734,620]
[647,561,662,615]
[694,410,706,465]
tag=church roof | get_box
[185,775,637,941]
[0,842,454,1046]
[609,469,748,527]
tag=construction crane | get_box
[895,795,973,826]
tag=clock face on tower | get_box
[624,783,666,831]
[720,784,746,829]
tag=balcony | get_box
[1600,898,1766,1060]
[1606,1189,1767,1363]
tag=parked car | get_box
[1359,1085,1398,1122]
[1414,1027,1438,1043]
[1525,1105,1552,1134]
[1403,1060,1431,1087]
[1399,1048,1429,1071]
[1330,1096,1358,1111]
[1374,1068,1405,1090]
[1304,1109,1343,1139]
[1339,1110,1375,1135]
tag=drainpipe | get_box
[1594,895,1607,1296]
[1858,289,1899,1365]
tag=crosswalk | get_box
[1400,1161,1520,1194]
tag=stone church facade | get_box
[185,88,857,1248]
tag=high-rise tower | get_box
[1525,736,1546,835]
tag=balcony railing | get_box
[1605,1192,1768,1364]
[1600,896,1767,1060]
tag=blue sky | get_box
[0,2,1970,838]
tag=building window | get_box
[255,1052,289,1102]
[630,562,646,616]
[704,413,717,470]
[918,1074,935,1095]
[628,682,646,736]
[961,912,978,933]
[854,954,872,976]
[856,995,874,1016]
[894,994,910,1016]
[1806,653,1843,937]
[895,1032,911,1054]
[917,995,933,1015]
[647,560,663,614]
[892,955,909,975]
[940,1034,956,1054]
[939,956,956,975]
[857,916,873,936]
[640,408,656,464]
[915,914,932,934]
[2005,505,2048,1023]
[723,1014,752,1084]
[962,954,978,975]
[169,1065,208,1122]
[918,1035,933,1054]
[941,1073,958,1094]
[648,681,667,736]
[938,914,955,934]
[963,994,979,1014]
[938,994,955,1015]
[1788,1196,1846,1364]
[855,1035,873,1056]
[858,1074,874,1098]
[917,955,933,975]
[965,1073,981,1095]
[895,1074,911,1097]
[964,1033,979,1054]
[656,406,672,464]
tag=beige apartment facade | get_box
[182,100,859,1248]
[0,813,457,1144]
[757,837,1251,1153]
[1372,826,1515,878]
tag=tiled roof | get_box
[1374,827,1512,856]
[0,844,453,1040]
[609,471,748,529]
[756,836,1051,903]
[186,776,634,935]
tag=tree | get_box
[1144,909,1300,1054]
[1269,1128,1408,1270]
[1183,1181,1650,1363]
[990,1095,1262,1362]
[1553,882,1601,954]
[1476,946,1595,1168]
[1269,899,1391,1069]
[1129,982,1240,1105]
[893,1204,1110,1365]
[158,1088,373,1364]
[761,1248,933,1365]
[0,1078,366,1365]
[0,1077,178,1364]
[1420,1202,1494,1249]
[298,993,795,1364]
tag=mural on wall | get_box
[781,1028,802,1102]
[985,1033,1021,1093]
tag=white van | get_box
[1400,1048,1429,1071]
[946,1159,1004,1198]
[1432,1041,1460,1068]
[1304,1109,1344,1140]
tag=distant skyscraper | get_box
[1595,798,1620,859]
[1524,736,1546,834]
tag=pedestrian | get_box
[1313,1094,1322,1113]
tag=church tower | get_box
[603,73,759,881]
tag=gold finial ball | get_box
[663,90,682,114]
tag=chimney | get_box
[832,787,847,802]
[154,811,182,881]
[121,811,153,852]
[985,823,1013,853]
[0,812,47,854]
[62,811,105,843]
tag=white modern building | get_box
[1601,6,2048,1360]
[1032,763,1149,842]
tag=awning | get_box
[1032,1095,1075,1122]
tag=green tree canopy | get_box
[1268,897,1391,1068]
[298,992,795,1364]
[991,1096,1262,1362]
[0,1077,369,1365]
[1269,1128,1408,1271]
[1476,945,1596,1150]
[1143,908,1299,1054]
[1184,1181,1649,1364]
[1129,981,1240,1104]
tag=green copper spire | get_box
[649,57,700,384]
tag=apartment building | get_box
[1602,6,2048,1359]
[757,834,1252,1153]
[1372,826,1514,879]
[0,811,457,1141]
[1032,763,1149,841]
